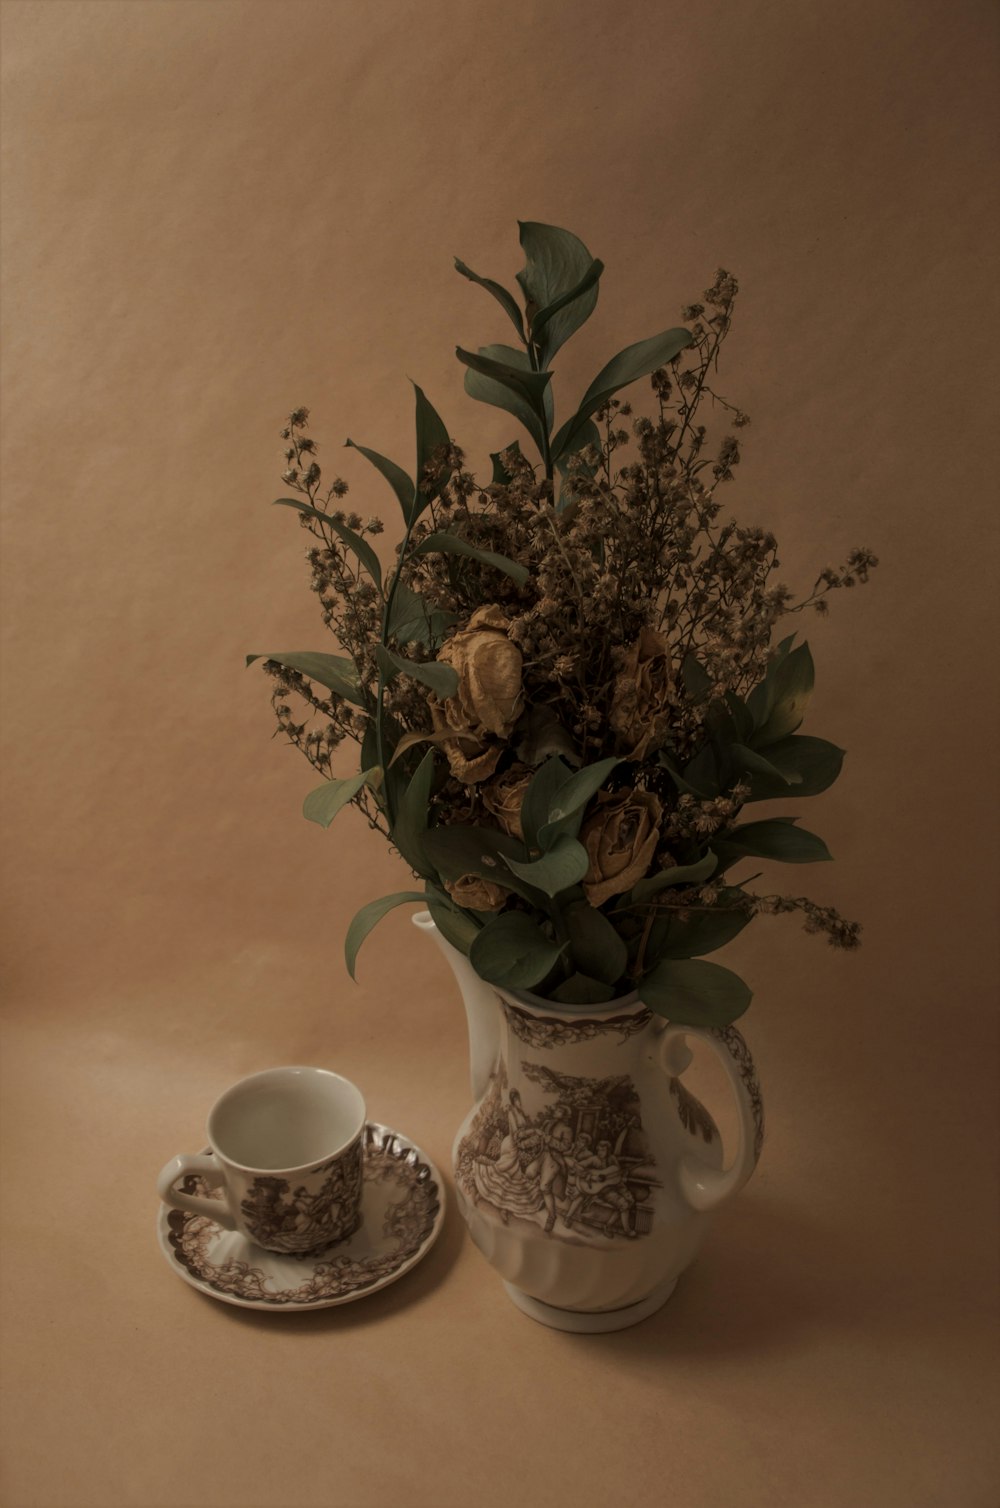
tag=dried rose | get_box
[609,626,674,759]
[580,789,663,907]
[429,606,524,784]
[426,709,504,783]
[481,764,533,840]
[444,873,510,912]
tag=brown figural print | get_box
[239,1148,364,1254]
[459,1069,656,1242]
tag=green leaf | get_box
[681,653,713,703]
[303,767,382,828]
[386,582,455,647]
[741,735,845,801]
[272,499,383,590]
[626,852,719,904]
[659,751,710,799]
[502,834,590,898]
[454,257,527,343]
[562,900,628,984]
[551,973,617,1006]
[539,756,621,835]
[681,743,723,798]
[386,582,427,644]
[246,650,364,707]
[714,818,832,865]
[749,642,814,747]
[731,742,801,786]
[326,521,383,592]
[469,911,564,992]
[554,418,603,512]
[746,634,797,729]
[388,728,460,766]
[421,824,542,904]
[471,343,555,435]
[520,756,575,852]
[426,887,483,956]
[360,715,379,774]
[529,258,604,365]
[412,531,530,589]
[421,823,525,877]
[361,706,405,786]
[392,748,438,877]
[641,957,752,1027]
[345,440,414,523]
[550,326,694,464]
[457,345,552,455]
[375,644,459,699]
[412,383,452,519]
[724,691,754,744]
[657,904,752,960]
[345,890,426,980]
[516,222,601,365]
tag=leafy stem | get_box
[375,518,419,825]
[526,336,555,486]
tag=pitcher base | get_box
[502,1276,678,1333]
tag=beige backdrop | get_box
[2,2,998,1506]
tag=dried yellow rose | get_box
[580,789,664,907]
[429,607,524,784]
[481,764,533,840]
[610,626,674,759]
[443,873,510,912]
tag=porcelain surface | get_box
[157,1122,444,1311]
[415,912,763,1330]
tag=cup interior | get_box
[208,1067,365,1172]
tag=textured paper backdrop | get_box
[2,2,998,1506]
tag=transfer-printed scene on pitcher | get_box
[457,1061,659,1241]
[239,1147,363,1254]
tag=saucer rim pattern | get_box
[157,1121,445,1312]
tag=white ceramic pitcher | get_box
[415,911,764,1332]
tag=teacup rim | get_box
[206,1065,367,1175]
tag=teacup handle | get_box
[157,1152,237,1230]
[656,1022,764,1213]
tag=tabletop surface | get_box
[3,919,998,1508]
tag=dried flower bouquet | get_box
[253,223,876,1026]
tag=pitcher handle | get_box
[656,1022,764,1213]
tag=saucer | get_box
[157,1122,445,1311]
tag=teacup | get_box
[157,1066,366,1254]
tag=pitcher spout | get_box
[413,911,499,1100]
